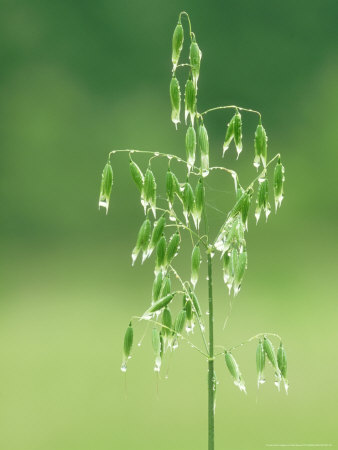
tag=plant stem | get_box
[207,251,215,450]
[200,104,261,119]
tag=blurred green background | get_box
[1,1,338,449]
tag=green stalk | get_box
[207,251,215,450]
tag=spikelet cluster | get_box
[224,351,246,393]
[97,12,289,397]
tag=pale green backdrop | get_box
[1,1,338,449]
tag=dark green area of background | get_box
[1,1,338,449]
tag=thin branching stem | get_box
[207,251,215,450]
[179,11,192,38]
[109,149,188,166]
[200,105,262,120]
[169,264,209,355]
[103,10,287,450]
[176,63,192,69]
[132,316,208,358]
[246,153,281,190]
[209,166,238,177]
[213,332,282,358]
[109,149,203,178]
[154,207,208,248]
[213,152,282,246]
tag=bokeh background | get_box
[1,1,338,449]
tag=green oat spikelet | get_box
[274,157,285,212]
[144,168,157,218]
[256,339,266,387]
[121,322,133,372]
[166,168,175,210]
[255,176,270,223]
[223,115,235,156]
[240,191,252,230]
[263,336,281,390]
[230,188,253,230]
[277,342,288,393]
[182,182,195,223]
[129,157,144,193]
[162,307,172,338]
[160,332,165,359]
[185,297,193,322]
[224,351,246,393]
[263,336,277,368]
[188,287,202,318]
[182,293,188,309]
[152,271,163,303]
[277,342,287,378]
[132,218,151,265]
[152,328,162,372]
[99,162,113,214]
[185,78,196,125]
[174,309,187,334]
[170,76,181,129]
[155,234,167,274]
[166,231,181,264]
[172,21,184,70]
[146,293,175,314]
[189,35,202,89]
[148,215,166,257]
[185,126,196,172]
[192,177,205,230]
[234,250,247,296]
[161,275,171,297]
[185,297,194,333]
[230,248,239,290]
[198,123,209,177]
[233,110,242,158]
[166,168,180,215]
[222,251,231,285]
[191,244,201,288]
[254,122,268,169]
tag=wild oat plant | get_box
[98,11,287,450]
